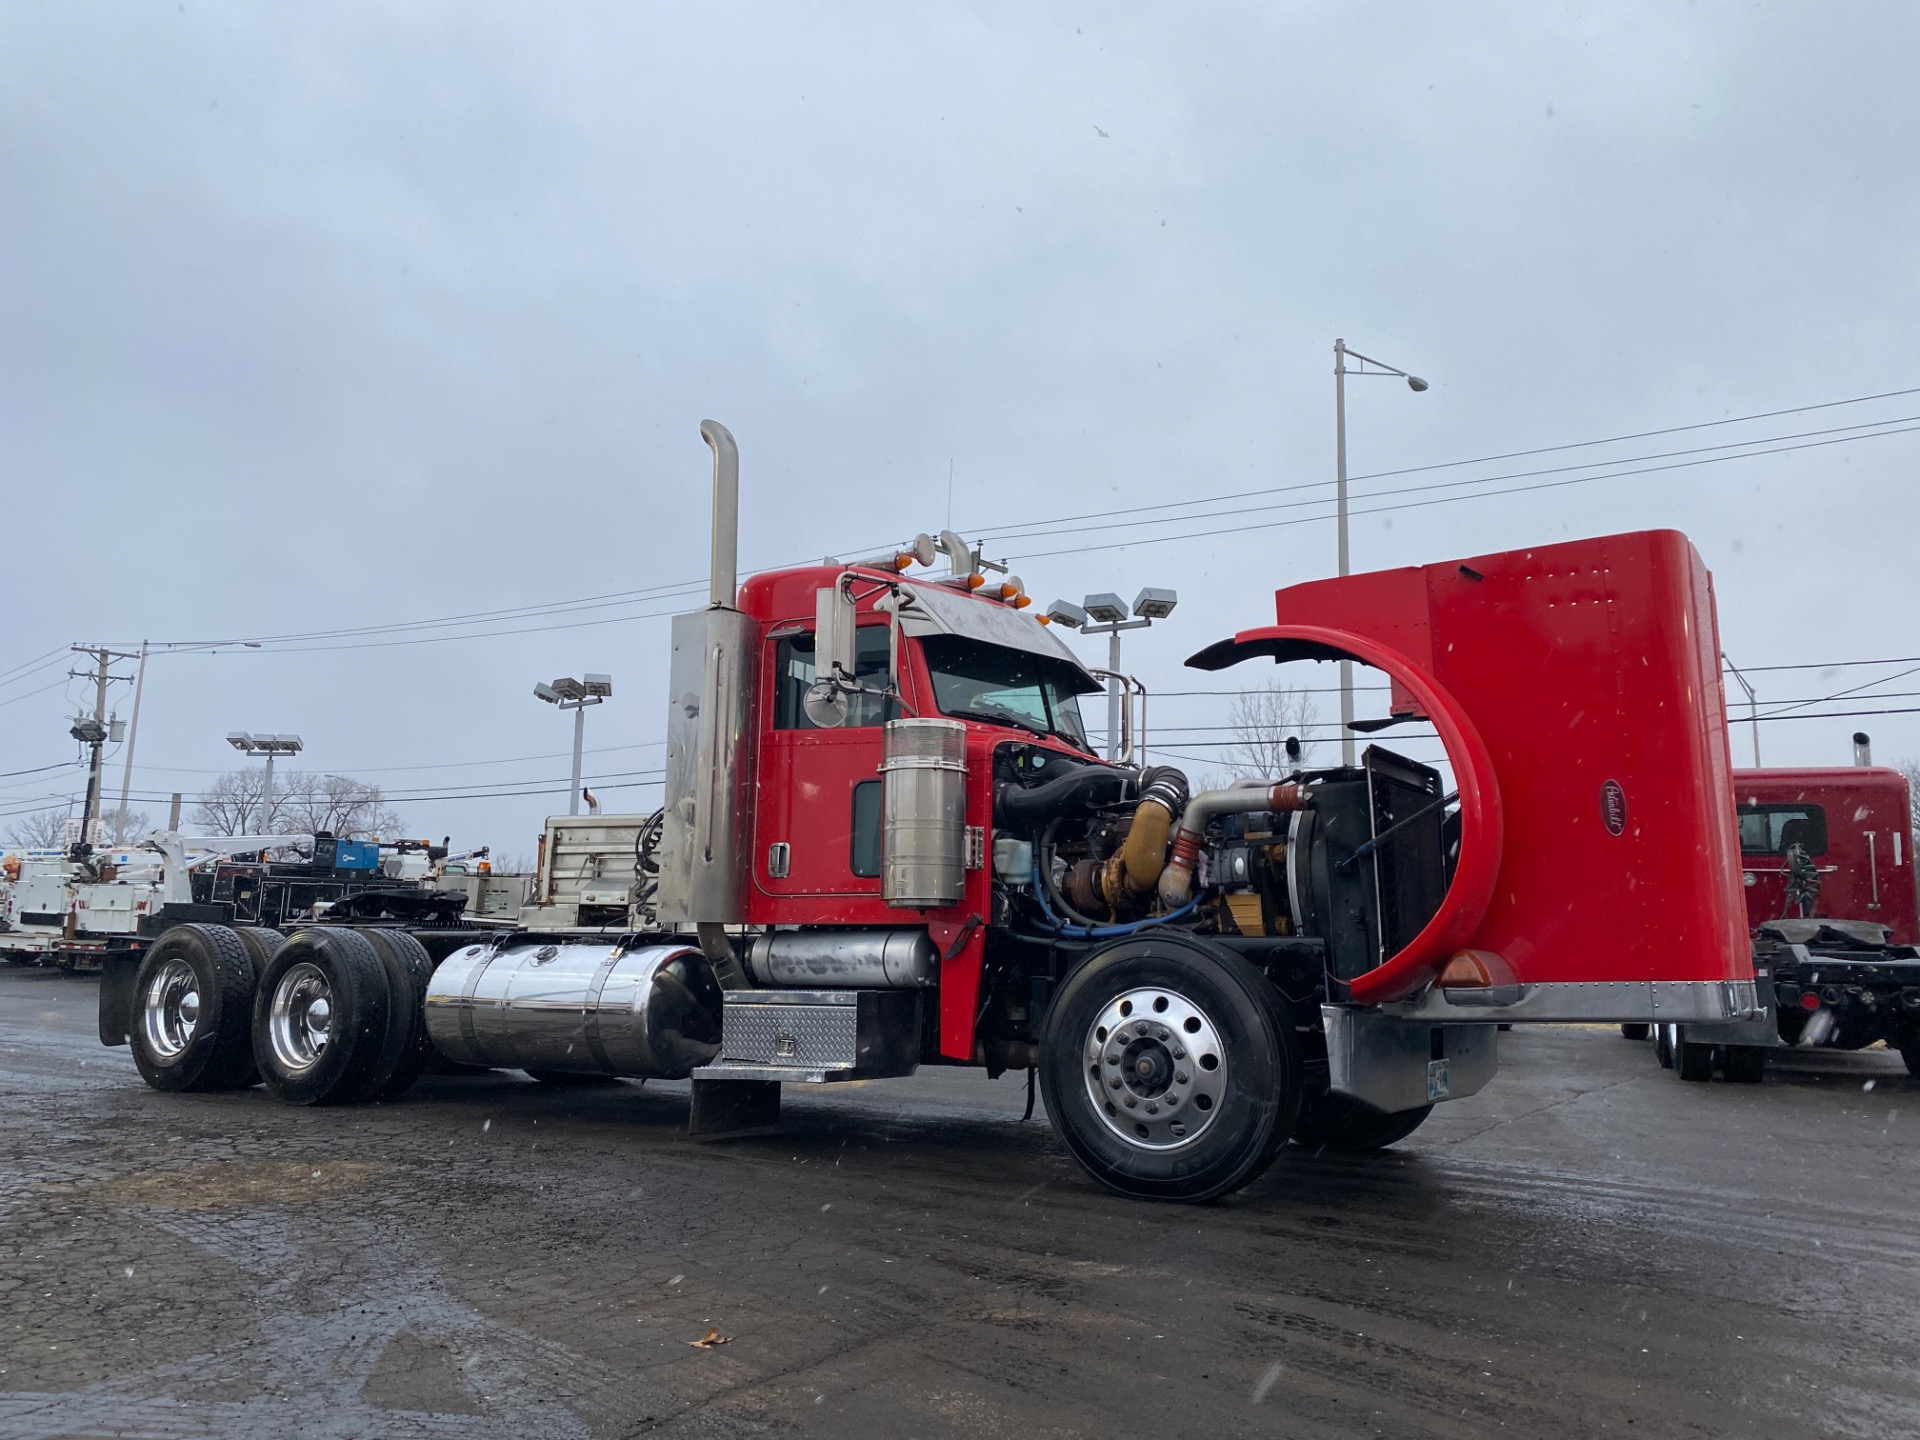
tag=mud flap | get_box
[688,1078,781,1138]
[99,953,140,1046]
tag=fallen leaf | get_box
[688,1326,731,1349]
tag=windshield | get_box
[920,635,1095,750]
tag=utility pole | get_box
[68,644,139,853]
[114,641,149,841]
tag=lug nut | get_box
[1174,1071,1188,1085]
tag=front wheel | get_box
[1619,1022,1650,1041]
[1039,933,1298,1203]
[1654,1024,1678,1069]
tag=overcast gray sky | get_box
[3,2,1917,854]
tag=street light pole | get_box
[1332,338,1428,766]
[1723,654,1761,768]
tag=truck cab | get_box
[1732,765,1917,942]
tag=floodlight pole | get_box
[1079,618,1152,761]
[570,705,587,816]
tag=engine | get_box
[988,741,1454,987]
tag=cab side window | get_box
[1736,803,1828,855]
[773,626,893,729]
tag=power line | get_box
[980,413,1920,547]
[1004,422,1920,562]
[967,384,1920,543]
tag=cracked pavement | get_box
[3,966,1919,1438]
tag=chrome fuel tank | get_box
[424,940,722,1078]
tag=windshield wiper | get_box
[943,704,1052,738]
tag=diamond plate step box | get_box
[696,988,921,1082]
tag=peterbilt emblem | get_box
[1600,779,1628,836]
[774,1032,798,1059]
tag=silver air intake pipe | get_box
[1854,731,1873,767]
[701,420,739,609]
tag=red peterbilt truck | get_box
[1733,760,1917,942]
[1644,754,1920,1082]
[100,422,1760,1202]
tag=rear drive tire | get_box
[359,929,436,1102]
[231,926,285,985]
[251,928,390,1105]
[229,927,286,1088]
[1675,1028,1716,1082]
[1039,932,1298,1203]
[1290,1092,1433,1151]
[1654,1024,1677,1069]
[1619,1022,1650,1041]
[1721,1045,1768,1084]
[128,924,256,1093]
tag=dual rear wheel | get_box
[127,924,432,1105]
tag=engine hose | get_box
[1036,818,1107,929]
[1029,849,1200,939]
[994,764,1135,832]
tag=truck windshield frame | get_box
[920,635,1096,752]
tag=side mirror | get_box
[807,582,859,728]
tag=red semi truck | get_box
[100,422,1764,1202]
[1734,760,1917,942]
[1648,755,1920,1081]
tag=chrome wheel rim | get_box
[141,958,200,1060]
[1083,987,1227,1151]
[268,962,333,1073]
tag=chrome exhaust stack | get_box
[700,419,739,609]
[657,423,755,986]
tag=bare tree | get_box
[271,772,407,840]
[1226,683,1321,778]
[191,770,405,840]
[107,808,152,844]
[191,769,278,836]
[4,809,72,850]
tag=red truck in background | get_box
[1650,742,1920,1083]
[1733,758,1917,942]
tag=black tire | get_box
[1675,1028,1715,1082]
[358,929,436,1102]
[1619,1022,1650,1041]
[1898,1031,1920,1081]
[1290,1092,1433,1151]
[523,1070,627,1086]
[1039,932,1298,1203]
[1721,1045,1768,1084]
[251,927,391,1106]
[229,928,286,1088]
[128,924,257,1093]
[231,926,285,986]
[1654,1023,1677,1069]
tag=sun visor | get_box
[890,582,1094,678]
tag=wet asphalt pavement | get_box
[2,966,1917,1440]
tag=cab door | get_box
[752,623,893,902]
